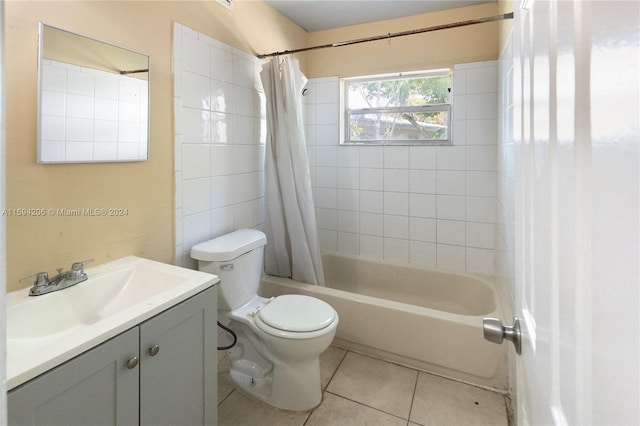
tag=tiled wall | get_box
[40,59,148,162]
[305,62,498,275]
[173,24,499,276]
[496,33,515,306]
[173,23,266,269]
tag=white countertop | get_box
[6,256,219,390]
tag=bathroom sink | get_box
[6,256,219,389]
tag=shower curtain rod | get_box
[256,12,513,59]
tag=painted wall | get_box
[4,0,306,291]
[305,3,501,78]
[305,62,498,274]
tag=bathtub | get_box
[259,253,508,390]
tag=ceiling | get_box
[265,0,496,32]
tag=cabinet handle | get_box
[148,345,160,357]
[126,357,139,369]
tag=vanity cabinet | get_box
[8,287,217,425]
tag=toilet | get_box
[190,229,338,412]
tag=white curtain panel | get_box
[260,57,325,286]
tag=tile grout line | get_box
[406,370,420,425]
[302,348,349,426]
[324,390,411,424]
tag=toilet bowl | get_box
[191,229,338,411]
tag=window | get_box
[341,70,452,145]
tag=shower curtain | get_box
[260,56,325,286]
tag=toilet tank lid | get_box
[190,229,267,262]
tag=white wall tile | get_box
[466,222,495,249]
[337,189,359,211]
[335,166,357,190]
[211,144,234,176]
[316,187,337,209]
[337,210,359,233]
[212,206,234,238]
[360,190,383,214]
[436,171,465,195]
[437,195,466,221]
[384,192,409,216]
[318,229,338,252]
[384,238,409,263]
[317,208,338,230]
[466,119,498,145]
[409,170,437,193]
[409,217,436,242]
[437,219,466,246]
[466,197,496,223]
[410,241,437,267]
[384,146,409,168]
[437,244,466,272]
[466,247,495,275]
[466,146,497,171]
[384,169,409,192]
[183,178,212,215]
[182,144,211,179]
[182,71,211,110]
[384,215,409,239]
[360,168,384,191]
[467,171,497,197]
[234,201,254,229]
[410,193,436,218]
[437,146,466,170]
[359,212,383,236]
[360,146,383,168]
[338,232,359,255]
[317,166,338,188]
[360,235,383,259]
[211,175,234,208]
[182,108,210,143]
[409,146,437,169]
[210,79,234,113]
[338,146,360,167]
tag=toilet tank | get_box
[190,229,267,311]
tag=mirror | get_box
[38,23,150,163]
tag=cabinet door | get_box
[139,287,217,426]
[8,327,139,426]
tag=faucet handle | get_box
[20,272,50,287]
[71,259,94,272]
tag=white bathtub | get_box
[259,253,508,390]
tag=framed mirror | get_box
[38,23,150,163]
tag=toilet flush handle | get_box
[220,263,234,271]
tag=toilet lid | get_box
[258,295,336,332]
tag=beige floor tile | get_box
[306,392,407,426]
[320,346,347,390]
[327,352,418,419]
[410,373,508,426]
[217,389,310,426]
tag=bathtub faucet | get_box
[22,259,94,296]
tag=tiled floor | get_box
[218,347,509,426]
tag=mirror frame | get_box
[37,22,151,164]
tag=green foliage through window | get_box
[343,71,452,145]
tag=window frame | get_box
[340,70,452,146]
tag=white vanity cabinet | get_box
[8,286,217,426]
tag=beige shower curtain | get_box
[260,56,324,286]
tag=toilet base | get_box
[228,357,322,412]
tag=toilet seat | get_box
[259,295,336,332]
[254,295,337,339]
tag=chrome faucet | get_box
[23,259,94,296]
